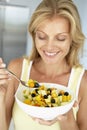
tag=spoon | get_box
[6,69,29,88]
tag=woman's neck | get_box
[34,59,71,78]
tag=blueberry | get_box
[34,82,40,88]
[47,88,51,92]
[35,89,39,93]
[58,93,62,96]
[43,95,48,99]
[64,92,69,96]
[45,105,50,107]
[31,93,36,97]
[51,98,55,103]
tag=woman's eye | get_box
[36,32,47,40]
[56,37,66,41]
[57,38,65,41]
[56,35,67,41]
[38,36,47,40]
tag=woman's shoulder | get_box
[80,69,87,96]
[7,57,25,77]
[7,56,31,75]
[8,57,23,69]
[82,69,87,82]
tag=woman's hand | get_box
[0,58,10,85]
[32,114,67,125]
[0,58,11,102]
[31,101,78,126]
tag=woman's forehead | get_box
[36,17,70,34]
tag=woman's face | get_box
[35,16,72,64]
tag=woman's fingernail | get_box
[1,64,6,67]
[57,116,67,121]
[35,119,39,123]
[57,116,62,120]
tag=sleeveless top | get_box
[12,59,85,130]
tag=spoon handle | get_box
[6,69,29,88]
[6,69,21,82]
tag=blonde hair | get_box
[28,0,85,67]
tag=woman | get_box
[0,0,87,130]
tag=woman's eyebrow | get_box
[36,30,69,35]
[36,30,46,34]
[36,30,69,39]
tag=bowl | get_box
[15,83,75,120]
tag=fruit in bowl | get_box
[15,80,75,120]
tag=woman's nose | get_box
[46,40,54,50]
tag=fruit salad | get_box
[23,79,72,107]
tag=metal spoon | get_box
[6,69,29,88]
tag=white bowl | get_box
[15,83,75,120]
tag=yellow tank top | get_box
[12,59,85,130]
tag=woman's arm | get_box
[58,109,79,130]
[0,58,9,130]
[0,86,8,130]
[5,57,23,128]
[76,70,87,130]
[0,57,23,130]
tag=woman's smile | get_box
[44,51,58,57]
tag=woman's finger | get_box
[0,57,6,68]
[73,100,79,107]
[57,114,67,121]
[0,85,7,102]
[32,114,67,126]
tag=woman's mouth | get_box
[44,51,58,57]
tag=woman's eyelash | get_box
[56,36,66,41]
[36,34,66,41]
[57,38,65,41]
[38,36,46,40]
